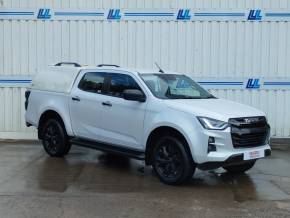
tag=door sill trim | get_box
[69,137,145,160]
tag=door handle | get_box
[72,96,80,101]
[102,101,112,107]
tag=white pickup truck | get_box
[25,62,271,185]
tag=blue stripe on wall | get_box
[265,13,290,17]
[194,12,245,17]
[54,12,104,16]
[0,12,34,15]
[0,80,32,83]
[1,80,244,85]
[124,12,174,17]
[198,82,243,85]
[1,80,290,88]
[264,82,290,85]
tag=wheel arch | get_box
[38,110,67,140]
[145,126,194,165]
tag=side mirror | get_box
[123,89,146,102]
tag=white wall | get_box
[1,0,290,9]
[0,0,290,138]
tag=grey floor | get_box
[0,141,289,218]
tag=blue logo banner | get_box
[37,8,51,19]
[246,78,261,89]
[1,8,290,21]
[177,9,191,20]
[107,9,121,20]
[248,9,262,20]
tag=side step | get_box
[70,138,145,160]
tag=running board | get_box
[69,138,145,160]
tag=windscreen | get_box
[140,74,215,99]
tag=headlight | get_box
[197,117,228,130]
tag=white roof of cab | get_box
[31,64,181,93]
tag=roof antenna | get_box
[155,62,164,73]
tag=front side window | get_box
[140,74,215,99]
[78,72,106,93]
[108,73,142,98]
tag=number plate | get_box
[244,150,265,160]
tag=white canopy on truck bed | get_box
[31,65,81,93]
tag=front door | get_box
[97,72,147,150]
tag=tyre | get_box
[41,118,71,157]
[223,160,255,174]
[152,136,195,185]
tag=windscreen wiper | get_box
[206,95,217,99]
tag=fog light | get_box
[208,136,215,144]
[208,137,217,153]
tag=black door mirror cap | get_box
[123,89,146,102]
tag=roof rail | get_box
[97,64,120,68]
[55,62,81,67]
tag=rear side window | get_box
[108,73,142,98]
[78,72,106,93]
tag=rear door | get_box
[70,71,109,140]
[97,72,148,150]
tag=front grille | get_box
[229,116,270,148]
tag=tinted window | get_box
[78,72,106,93]
[108,73,141,98]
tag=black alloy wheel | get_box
[42,118,71,157]
[152,136,195,185]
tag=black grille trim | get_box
[229,116,270,148]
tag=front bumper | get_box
[187,124,271,165]
[197,148,271,170]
